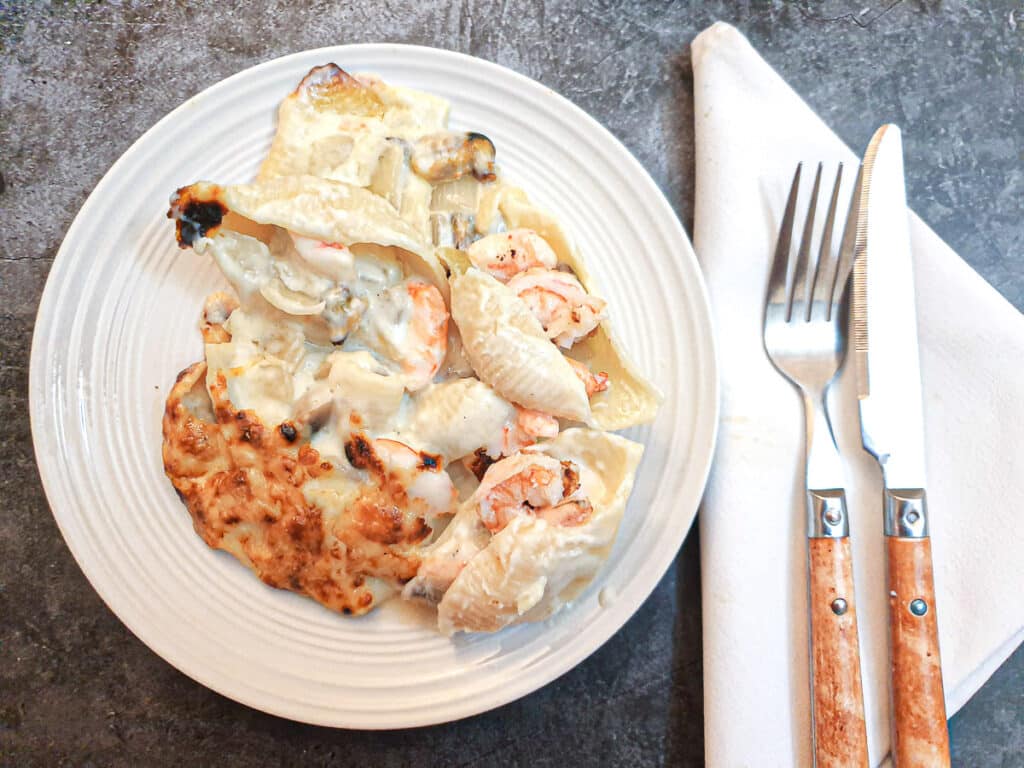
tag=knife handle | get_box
[808,533,869,768]
[887,534,951,768]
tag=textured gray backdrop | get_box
[1,1,1021,766]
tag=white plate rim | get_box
[29,43,719,729]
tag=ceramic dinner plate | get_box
[29,44,718,728]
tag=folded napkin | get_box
[692,22,1024,767]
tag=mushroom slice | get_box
[411,132,496,183]
[369,138,411,210]
[260,278,327,316]
[430,176,481,213]
[429,212,479,250]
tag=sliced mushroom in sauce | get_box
[411,131,496,183]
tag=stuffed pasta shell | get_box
[421,428,644,635]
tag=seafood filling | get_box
[473,452,593,534]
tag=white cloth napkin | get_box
[692,22,1024,767]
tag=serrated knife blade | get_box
[851,124,927,490]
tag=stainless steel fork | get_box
[763,163,869,768]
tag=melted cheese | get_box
[164,68,656,632]
[162,362,429,617]
[389,378,518,461]
[347,280,414,365]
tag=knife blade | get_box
[852,124,951,767]
[853,125,927,491]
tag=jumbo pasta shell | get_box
[169,175,448,299]
[499,191,664,430]
[450,269,591,422]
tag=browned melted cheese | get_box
[162,360,434,616]
[466,448,495,481]
[295,63,386,116]
[167,182,226,248]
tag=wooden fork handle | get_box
[886,535,951,767]
[808,534,869,767]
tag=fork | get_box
[763,162,869,767]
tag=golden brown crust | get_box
[465,448,495,481]
[162,360,436,616]
[560,461,581,498]
[293,63,385,117]
[167,182,226,247]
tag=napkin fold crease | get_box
[692,22,1024,767]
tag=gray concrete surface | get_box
[1,1,1021,765]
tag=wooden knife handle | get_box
[808,536,869,767]
[886,536,951,767]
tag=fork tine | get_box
[831,163,864,319]
[789,162,823,322]
[767,163,802,309]
[810,164,843,318]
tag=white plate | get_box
[29,45,718,729]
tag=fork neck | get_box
[800,389,848,538]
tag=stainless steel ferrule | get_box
[808,488,849,538]
[883,487,929,537]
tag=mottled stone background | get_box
[1,1,1021,766]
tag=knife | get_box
[852,124,951,767]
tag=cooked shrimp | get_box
[567,357,610,398]
[371,438,457,517]
[395,280,448,391]
[472,452,590,533]
[461,406,559,480]
[507,267,607,348]
[401,281,449,390]
[503,407,558,454]
[343,435,457,554]
[466,229,557,282]
[536,499,594,528]
[357,279,449,391]
[288,233,355,282]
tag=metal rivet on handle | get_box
[910,599,928,616]
[905,510,920,524]
[824,508,841,525]
[831,598,848,616]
